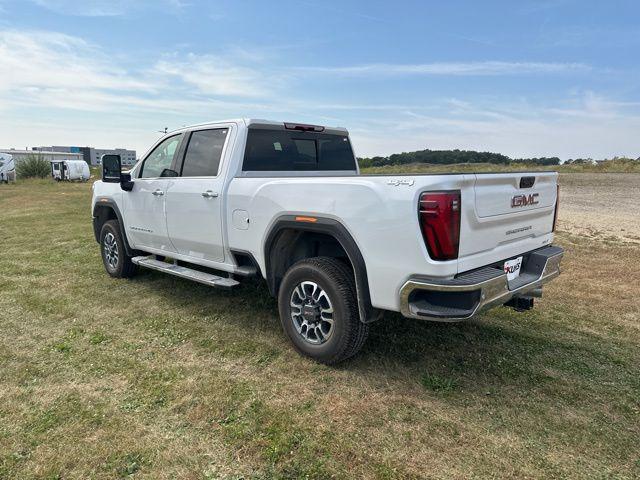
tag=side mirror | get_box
[102,154,134,191]
[160,168,179,178]
[102,154,121,183]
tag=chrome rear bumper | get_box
[399,245,564,321]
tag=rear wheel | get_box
[100,219,137,278]
[278,257,368,364]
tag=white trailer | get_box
[0,153,16,183]
[51,160,90,181]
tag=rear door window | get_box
[180,128,228,177]
[243,129,356,172]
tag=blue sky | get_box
[0,0,639,159]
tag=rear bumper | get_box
[399,245,564,321]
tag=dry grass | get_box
[0,178,639,479]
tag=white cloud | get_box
[0,28,282,113]
[0,30,153,94]
[348,94,640,159]
[295,61,590,77]
[0,29,277,115]
[154,53,276,98]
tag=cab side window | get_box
[180,129,228,177]
[139,134,183,179]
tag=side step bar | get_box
[132,256,240,290]
[235,265,258,276]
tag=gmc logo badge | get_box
[511,193,539,208]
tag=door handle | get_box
[202,190,219,198]
[152,189,164,196]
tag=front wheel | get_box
[278,257,368,364]
[100,219,138,278]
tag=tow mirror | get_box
[102,154,121,183]
[102,154,134,191]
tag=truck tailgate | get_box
[458,172,558,273]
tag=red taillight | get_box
[419,191,461,261]
[552,184,560,232]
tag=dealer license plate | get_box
[503,256,523,281]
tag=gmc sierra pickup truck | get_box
[92,119,563,363]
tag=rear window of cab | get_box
[242,129,357,172]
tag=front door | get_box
[165,127,229,263]
[123,133,184,252]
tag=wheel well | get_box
[92,203,137,256]
[265,219,382,323]
[93,205,118,241]
[268,229,350,297]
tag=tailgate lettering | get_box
[511,193,539,208]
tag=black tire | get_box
[278,257,368,364]
[100,219,138,278]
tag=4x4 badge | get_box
[387,179,415,187]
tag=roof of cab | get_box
[168,119,349,136]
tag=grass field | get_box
[359,157,640,175]
[1,177,639,479]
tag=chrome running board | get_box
[132,256,240,290]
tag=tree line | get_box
[357,149,562,168]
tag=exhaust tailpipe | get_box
[527,287,543,298]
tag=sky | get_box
[0,0,639,160]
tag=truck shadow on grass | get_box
[364,312,610,392]
[130,269,634,399]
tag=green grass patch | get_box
[421,372,458,393]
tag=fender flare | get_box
[264,215,381,323]
[92,199,135,256]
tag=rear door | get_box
[458,172,558,272]
[164,126,230,263]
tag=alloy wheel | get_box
[289,281,334,345]
[103,232,119,270]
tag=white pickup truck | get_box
[92,119,563,363]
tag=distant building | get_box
[0,148,83,163]
[84,147,137,166]
[32,146,137,166]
